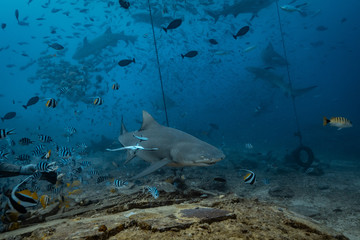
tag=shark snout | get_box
[193,150,225,166]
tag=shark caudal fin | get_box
[291,85,317,97]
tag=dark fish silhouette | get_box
[118,58,135,67]
[181,51,198,59]
[233,26,250,39]
[23,96,39,109]
[162,19,182,33]
[209,39,218,45]
[119,0,130,9]
[214,177,226,183]
[15,9,19,23]
[1,23,6,30]
[1,112,16,122]
[48,43,64,50]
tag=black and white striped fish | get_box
[0,128,15,139]
[96,175,110,184]
[32,144,45,157]
[0,151,9,160]
[113,179,128,188]
[19,137,33,145]
[59,158,71,166]
[88,169,100,176]
[58,146,72,158]
[36,161,56,172]
[38,134,52,143]
[80,160,91,167]
[16,154,30,162]
[240,169,256,185]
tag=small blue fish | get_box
[145,186,159,199]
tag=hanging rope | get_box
[275,0,303,145]
[147,0,169,126]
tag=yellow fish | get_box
[68,189,82,195]
[323,116,352,130]
[40,195,50,209]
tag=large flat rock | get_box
[1,194,348,240]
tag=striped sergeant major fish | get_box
[38,134,53,143]
[88,169,100,176]
[32,144,45,157]
[19,137,34,145]
[58,146,72,158]
[0,128,15,139]
[16,154,31,162]
[36,161,57,172]
[113,179,128,188]
[144,186,159,199]
[80,160,91,167]
[0,151,9,160]
[323,116,352,130]
[240,169,256,185]
[96,175,110,184]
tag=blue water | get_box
[0,0,359,236]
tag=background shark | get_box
[72,27,138,60]
[261,42,288,67]
[205,0,276,22]
[115,111,225,179]
[246,67,317,97]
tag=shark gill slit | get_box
[147,0,169,127]
[275,0,302,146]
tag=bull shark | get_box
[246,67,317,97]
[72,27,138,60]
[107,111,225,179]
[205,0,276,22]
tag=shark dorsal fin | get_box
[141,111,160,130]
[83,37,89,46]
[121,116,127,134]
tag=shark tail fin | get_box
[292,85,317,97]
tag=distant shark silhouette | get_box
[107,111,225,179]
[246,67,317,97]
[261,42,288,67]
[72,27,137,60]
[206,0,276,22]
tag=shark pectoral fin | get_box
[130,159,171,180]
